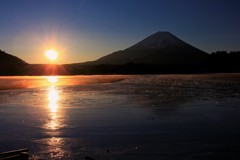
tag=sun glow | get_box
[45,49,58,61]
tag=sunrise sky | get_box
[0,0,240,64]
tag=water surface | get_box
[1,74,240,160]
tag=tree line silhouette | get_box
[1,49,240,75]
[208,51,240,72]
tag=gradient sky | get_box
[0,0,240,64]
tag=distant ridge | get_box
[88,31,209,65]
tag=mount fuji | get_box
[89,31,209,65]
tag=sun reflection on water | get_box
[44,76,64,130]
[48,87,59,113]
[48,76,58,85]
[34,137,71,159]
[41,76,70,158]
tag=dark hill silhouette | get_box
[88,31,209,65]
[0,50,27,75]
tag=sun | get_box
[45,49,58,61]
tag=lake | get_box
[1,74,240,160]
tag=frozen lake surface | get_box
[1,74,240,160]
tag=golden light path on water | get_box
[41,76,69,159]
[48,87,59,113]
[45,76,62,130]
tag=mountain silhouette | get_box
[89,31,209,65]
[0,50,27,75]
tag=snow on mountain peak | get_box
[127,31,188,50]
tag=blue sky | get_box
[0,0,240,63]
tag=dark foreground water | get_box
[1,74,240,160]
